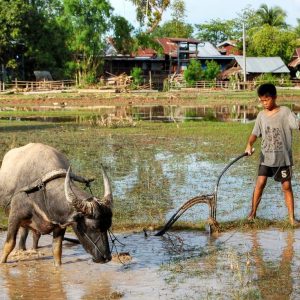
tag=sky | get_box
[110,0,300,27]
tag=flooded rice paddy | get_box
[1,120,300,298]
[2,229,300,299]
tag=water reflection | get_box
[1,104,260,123]
[1,229,300,299]
[1,257,66,299]
[65,133,300,226]
[250,231,294,299]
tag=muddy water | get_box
[1,229,300,299]
[2,126,300,298]
[108,141,300,224]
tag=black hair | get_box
[257,83,277,97]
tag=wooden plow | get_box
[155,152,249,236]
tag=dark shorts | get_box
[258,165,292,182]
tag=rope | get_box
[108,230,128,265]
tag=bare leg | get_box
[248,176,268,220]
[281,180,298,225]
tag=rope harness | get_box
[17,169,94,227]
[13,169,125,262]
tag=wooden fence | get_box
[169,79,300,91]
[0,79,75,92]
[0,78,299,93]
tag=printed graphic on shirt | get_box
[262,126,283,152]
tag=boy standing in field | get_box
[245,83,299,225]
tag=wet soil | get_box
[0,90,299,109]
[0,92,204,108]
[1,228,300,299]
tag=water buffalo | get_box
[0,143,113,266]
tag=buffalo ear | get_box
[61,212,83,227]
[72,212,83,222]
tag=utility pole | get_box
[146,0,149,18]
[243,22,247,83]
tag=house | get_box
[197,41,235,71]
[103,39,167,78]
[33,71,53,81]
[156,37,200,73]
[220,56,290,80]
[288,48,300,79]
[217,40,242,56]
[103,37,290,87]
[103,37,207,86]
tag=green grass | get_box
[1,104,300,231]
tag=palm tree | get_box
[256,4,287,27]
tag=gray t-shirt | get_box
[252,106,299,167]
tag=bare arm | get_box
[245,134,257,155]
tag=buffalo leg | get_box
[52,227,66,266]
[18,227,41,251]
[18,227,29,250]
[32,231,41,250]
[1,217,21,263]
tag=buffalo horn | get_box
[64,167,95,215]
[101,164,113,209]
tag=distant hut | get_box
[217,40,242,56]
[34,71,53,81]
[288,48,300,79]
[220,56,290,81]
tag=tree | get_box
[129,0,171,33]
[153,21,193,38]
[171,0,185,22]
[23,1,70,79]
[195,19,237,45]
[235,5,262,33]
[0,0,69,81]
[184,59,202,86]
[247,25,297,63]
[111,16,134,54]
[295,18,300,38]
[256,4,287,28]
[152,0,193,38]
[133,31,163,54]
[62,0,112,84]
[0,0,29,80]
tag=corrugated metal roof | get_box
[169,37,201,43]
[234,56,290,73]
[135,48,157,58]
[216,40,237,48]
[156,38,178,56]
[197,42,222,57]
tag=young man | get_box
[245,83,299,225]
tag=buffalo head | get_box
[64,166,113,263]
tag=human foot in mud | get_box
[290,219,300,227]
[247,213,256,222]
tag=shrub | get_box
[130,67,143,89]
[184,59,202,87]
[203,60,221,80]
[255,73,292,87]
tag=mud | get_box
[1,228,300,299]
